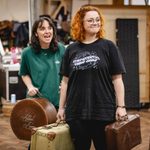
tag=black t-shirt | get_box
[60,39,126,121]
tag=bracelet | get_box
[117,105,126,108]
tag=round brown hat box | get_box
[10,98,57,140]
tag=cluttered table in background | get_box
[0,47,26,103]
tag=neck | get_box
[82,37,98,44]
[40,43,50,49]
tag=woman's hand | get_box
[27,86,39,97]
[22,75,39,97]
[115,107,127,121]
[56,108,65,123]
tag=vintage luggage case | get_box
[105,114,142,150]
[30,122,75,150]
[2,100,16,117]
[10,98,57,140]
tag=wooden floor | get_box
[131,109,150,150]
[0,109,149,150]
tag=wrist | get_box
[27,85,34,90]
[116,105,126,108]
[59,107,65,110]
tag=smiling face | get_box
[36,20,53,49]
[83,11,100,37]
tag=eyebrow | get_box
[85,17,100,20]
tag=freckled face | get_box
[83,11,100,36]
[36,20,53,49]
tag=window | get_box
[124,0,149,5]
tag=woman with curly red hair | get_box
[57,5,127,150]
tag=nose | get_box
[45,28,50,33]
[93,19,100,24]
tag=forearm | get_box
[21,75,34,90]
[57,76,68,122]
[112,74,125,107]
[112,74,127,120]
[22,75,38,96]
[59,76,68,109]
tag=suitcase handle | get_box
[117,114,128,122]
[116,114,140,126]
[44,121,66,129]
[36,91,44,98]
[30,121,66,136]
[26,90,44,98]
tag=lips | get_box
[43,35,52,41]
[44,35,51,38]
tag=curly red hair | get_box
[71,5,105,42]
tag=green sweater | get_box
[19,42,65,107]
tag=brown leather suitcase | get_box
[30,122,75,150]
[105,114,142,150]
[10,98,57,140]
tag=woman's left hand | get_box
[56,108,65,123]
[115,107,127,121]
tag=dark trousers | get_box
[67,120,113,150]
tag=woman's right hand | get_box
[27,86,39,96]
[22,75,39,97]
[56,108,65,123]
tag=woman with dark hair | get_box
[57,5,127,150]
[19,17,65,109]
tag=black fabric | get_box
[60,39,126,121]
[13,21,29,47]
[67,119,113,150]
